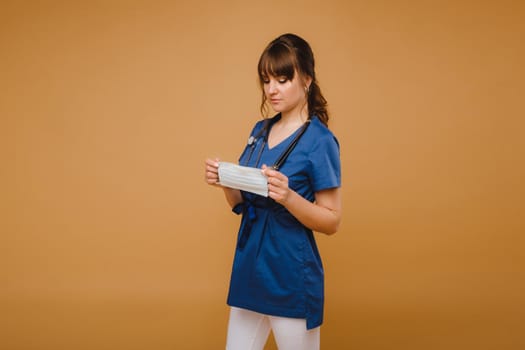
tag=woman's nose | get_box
[267,81,278,94]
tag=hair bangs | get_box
[258,42,297,82]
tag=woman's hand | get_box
[204,158,221,187]
[261,164,291,204]
[205,158,243,208]
[261,164,342,234]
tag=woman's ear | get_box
[307,76,313,87]
[304,75,313,91]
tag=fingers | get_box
[261,166,284,180]
[204,158,220,185]
[267,175,284,187]
[263,168,289,203]
[205,158,219,168]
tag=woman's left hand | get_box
[261,164,291,204]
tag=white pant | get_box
[226,307,320,350]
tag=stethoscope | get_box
[243,117,311,170]
[243,119,271,168]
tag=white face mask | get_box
[218,162,268,197]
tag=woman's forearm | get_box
[283,189,341,235]
[223,187,243,209]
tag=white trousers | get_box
[225,307,320,350]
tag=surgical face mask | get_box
[218,162,268,197]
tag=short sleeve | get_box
[308,134,341,192]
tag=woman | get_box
[205,33,342,350]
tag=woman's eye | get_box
[278,78,288,83]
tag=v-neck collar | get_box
[266,114,307,150]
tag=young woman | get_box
[205,33,342,350]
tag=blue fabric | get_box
[226,115,341,330]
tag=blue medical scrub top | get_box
[226,114,341,330]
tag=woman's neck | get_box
[267,109,309,149]
[279,106,309,126]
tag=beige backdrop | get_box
[1,1,524,349]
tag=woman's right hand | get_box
[205,158,243,207]
[204,158,221,187]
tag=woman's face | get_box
[263,71,309,117]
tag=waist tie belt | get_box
[233,198,282,249]
[232,201,257,249]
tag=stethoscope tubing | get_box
[243,117,310,170]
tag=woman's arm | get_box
[262,165,342,235]
[205,158,243,208]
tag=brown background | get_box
[1,1,524,349]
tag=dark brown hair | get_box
[257,33,329,126]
